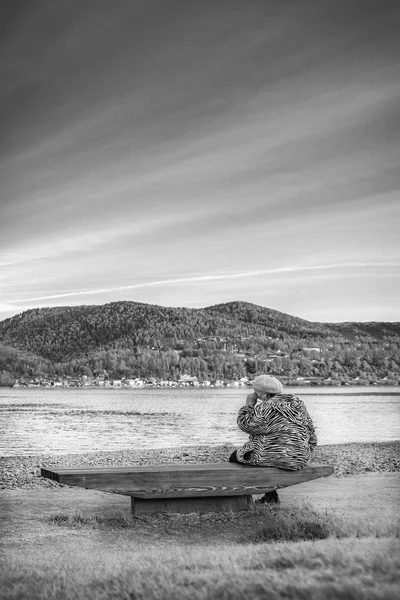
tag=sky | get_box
[1,0,399,323]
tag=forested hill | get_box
[207,302,400,341]
[0,301,399,385]
[2,300,398,361]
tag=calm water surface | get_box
[1,387,399,457]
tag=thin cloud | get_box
[10,262,400,304]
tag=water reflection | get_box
[1,387,399,456]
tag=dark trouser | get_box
[229,449,253,462]
[228,449,280,504]
[229,450,240,463]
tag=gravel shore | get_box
[1,441,399,490]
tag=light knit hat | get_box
[252,375,283,395]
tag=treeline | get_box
[0,301,399,385]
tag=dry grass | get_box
[50,510,135,528]
[2,537,400,600]
[0,503,392,599]
[2,490,400,600]
[48,502,400,542]
[253,503,400,542]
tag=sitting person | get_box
[229,375,317,503]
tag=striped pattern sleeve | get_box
[237,403,274,434]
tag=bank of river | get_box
[1,441,399,490]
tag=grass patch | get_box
[2,538,400,600]
[50,510,136,529]
[49,502,400,541]
[16,502,394,600]
[254,505,330,542]
[253,503,400,542]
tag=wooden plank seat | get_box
[41,462,334,515]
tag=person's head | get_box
[252,375,283,400]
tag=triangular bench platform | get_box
[41,462,334,515]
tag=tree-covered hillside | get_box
[0,301,399,385]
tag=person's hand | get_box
[245,392,258,407]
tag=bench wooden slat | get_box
[41,463,333,498]
[42,463,257,475]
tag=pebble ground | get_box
[1,441,399,490]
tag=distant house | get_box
[124,379,136,387]
[124,379,145,387]
[214,380,224,387]
[322,377,340,386]
[350,377,368,385]
[159,380,177,387]
[180,374,198,384]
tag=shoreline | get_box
[1,440,399,490]
[6,383,400,390]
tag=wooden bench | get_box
[41,462,333,515]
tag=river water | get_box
[1,386,399,457]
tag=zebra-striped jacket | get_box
[235,393,317,470]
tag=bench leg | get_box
[131,495,251,516]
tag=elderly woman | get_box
[229,375,317,503]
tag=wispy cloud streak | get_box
[10,262,400,304]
